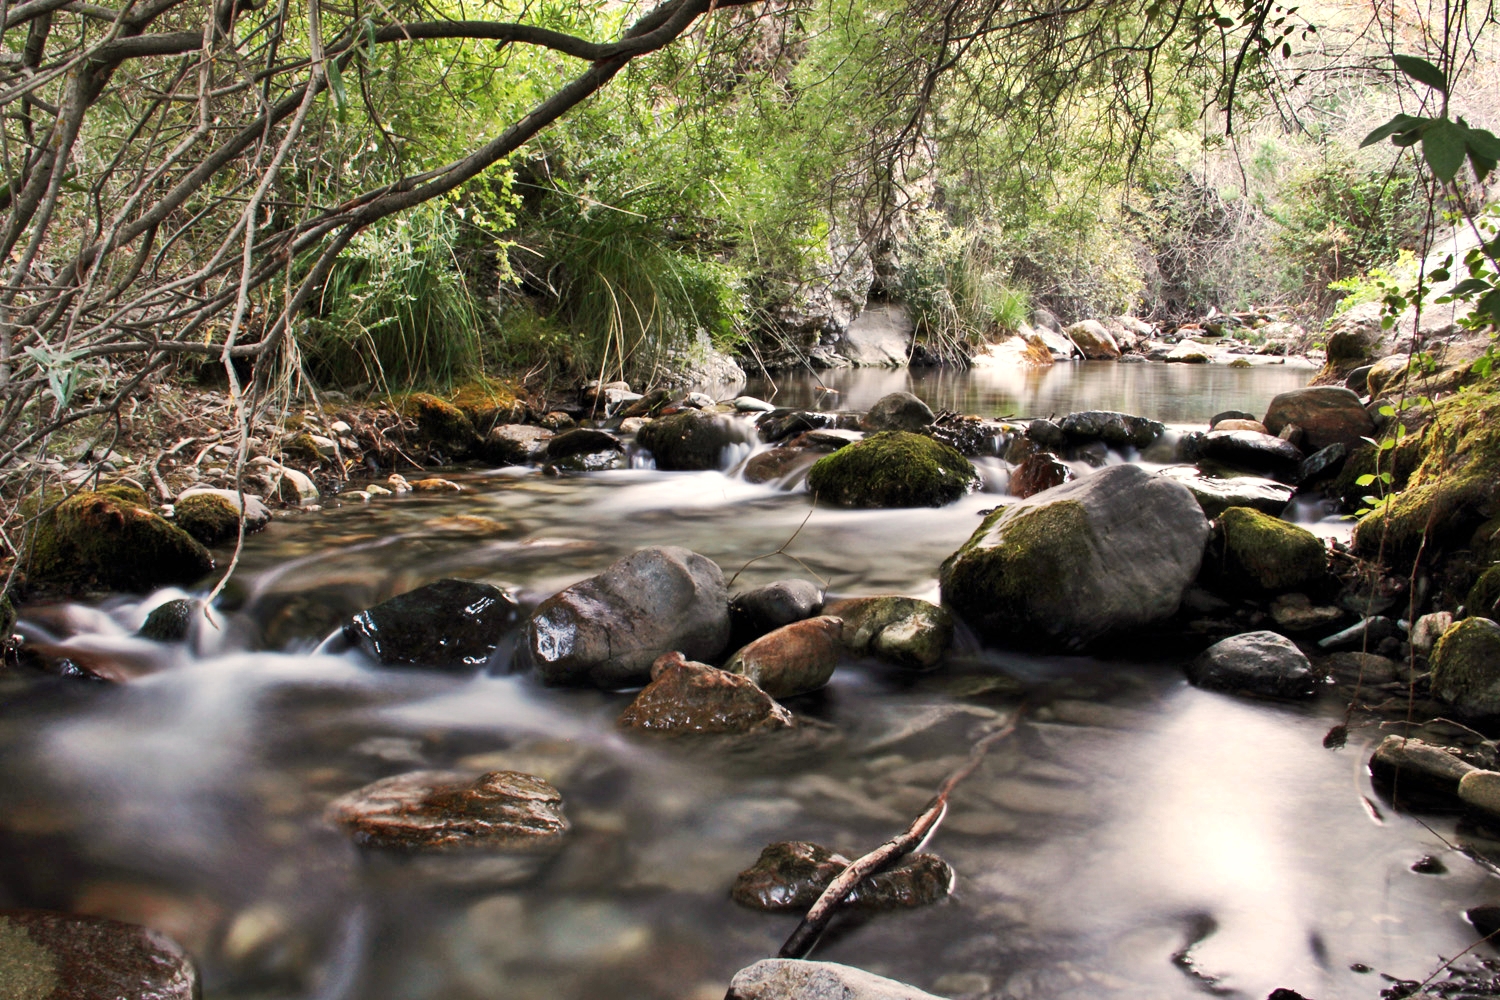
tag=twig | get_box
[727,497,822,589]
[777,706,1023,959]
[148,435,197,502]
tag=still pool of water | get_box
[2,362,1493,1000]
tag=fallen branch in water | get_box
[727,498,825,590]
[777,705,1024,959]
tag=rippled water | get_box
[2,363,1493,1000]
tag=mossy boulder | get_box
[1430,617,1500,717]
[97,482,151,507]
[823,595,954,670]
[637,411,750,471]
[402,392,477,459]
[939,464,1210,649]
[173,492,240,546]
[1212,507,1327,593]
[806,431,979,508]
[450,378,526,433]
[27,490,213,595]
[1469,566,1500,619]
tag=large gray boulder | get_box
[861,391,934,432]
[837,302,915,366]
[523,546,730,688]
[727,959,943,1000]
[938,464,1209,649]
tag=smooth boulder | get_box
[730,579,824,642]
[482,424,554,465]
[725,616,842,698]
[1064,320,1120,360]
[1213,506,1327,593]
[1430,617,1500,717]
[524,546,730,688]
[860,391,934,432]
[939,464,1210,649]
[1187,630,1317,698]
[0,909,199,1000]
[637,410,749,471]
[1263,386,1375,452]
[1199,430,1303,480]
[1157,466,1293,518]
[617,653,793,733]
[727,960,944,1000]
[344,579,520,670]
[807,431,979,508]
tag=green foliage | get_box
[895,212,1031,352]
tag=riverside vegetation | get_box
[3,0,1500,996]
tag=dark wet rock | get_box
[1431,617,1500,717]
[1467,904,1500,942]
[1175,430,1207,463]
[326,770,568,853]
[825,595,954,670]
[403,392,477,458]
[1028,418,1068,450]
[757,409,838,443]
[1199,430,1303,480]
[1317,616,1402,651]
[1321,651,1402,685]
[1157,466,1294,518]
[0,908,198,1000]
[617,652,793,733]
[741,447,818,485]
[481,424,554,465]
[727,959,944,1000]
[26,490,213,595]
[1010,452,1073,498]
[1297,442,1349,484]
[138,599,197,642]
[1370,736,1478,798]
[637,410,749,471]
[731,579,825,644]
[1058,410,1164,449]
[1345,364,1374,395]
[1263,386,1375,453]
[1214,507,1327,593]
[524,546,730,688]
[1187,631,1317,698]
[940,464,1209,649]
[730,840,953,911]
[344,579,519,670]
[1270,593,1344,634]
[545,428,624,460]
[861,391,934,432]
[1468,566,1500,620]
[617,388,672,419]
[925,415,1004,457]
[791,428,863,451]
[171,491,241,546]
[1411,854,1447,874]
[807,431,979,508]
[725,616,842,698]
[1211,409,1256,427]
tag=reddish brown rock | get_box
[620,654,793,733]
[1262,386,1375,453]
[1010,451,1074,499]
[1212,417,1269,434]
[741,447,817,485]
[325,770,568,852]
[724,616,842,698]
[0,909,198,1000]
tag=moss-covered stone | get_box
[97,482,151,507]
[401,392,477,458]
[1430,617,1500,717]
[1469,566,1500,619]
[138,598,197,642]
[449,378,525,433]
[173,492,240,546]
[806,431,979,508]
[941,501,1092,637]
[26,490,213,595]
[1216,506,1327,593]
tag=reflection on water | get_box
[1,364,1485,1000]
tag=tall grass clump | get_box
[896,211,1033,359]
[304,202,488,392]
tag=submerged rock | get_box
[138,599,198,643]
[326,770,568,852]
[637,410,749,470]
[939,464,1209,649]
[741,447,818,485]
[26,490,213,595]
[1213,507,1327,593]
[825,595,954,670]
[1430,617,1500,717]
[807,431,980,508]
[730,840,953,911]
[617,653,793,733]
[524,546,730,688]
[724,616,843,698]
[727,959,945,1000]
[1263,386,1374,453]
[1187,630,1317,699]
[0,908,199,1000]
[344,579,520,670]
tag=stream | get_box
[2,361,1495,1000]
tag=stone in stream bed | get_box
[524,546,730,688]
[724,616,843,698]
[1368,736,1480,799]
[730,840,954,911]
[1186,631,1317,699]
[137,598,198,642]
[1198,429,1303,481]
[0,908,199,1000]
[1211,506,1328,594]
[618,653,794,734]
[344,579,520,670]
[1156,466,1294,518]
[807,431,979,508]
[730,579,825,644]
[1009,451,1073,499]
[636,410,750,471]
[825,596,954,670]
[1262,385,1375,453]
[727,959,945,1000]
[24,489,214,595]
[861,392,935,433]
[1430,617,1500,718]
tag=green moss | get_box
[283,432,327,463]
[806,431,979,508]
[97,482,150,507]
[1353,471,1492,560]
[401,391,477,458]
[449,378,524,433]
[174,493,241,547]
[1469,566,1500,619]
[1218,506,1326,592]
[939,500,1094,639]
[1228,358,1253,369]
[26,490,213,595]
[1430,616,1500,716]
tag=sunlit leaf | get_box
[1393,53,1448,94]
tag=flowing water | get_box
[2,361,1493,1000]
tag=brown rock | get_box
[724,616,842,698]
[325,770,568,852]
[741,447,817,485]
[0,909,198,1000]
[1262,386,1375,453]
[1010,452,1073,498]
[1212,418,1270,434]
[620,654,793,733]
[731,840,953,911]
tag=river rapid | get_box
[2,361,1495,1000]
